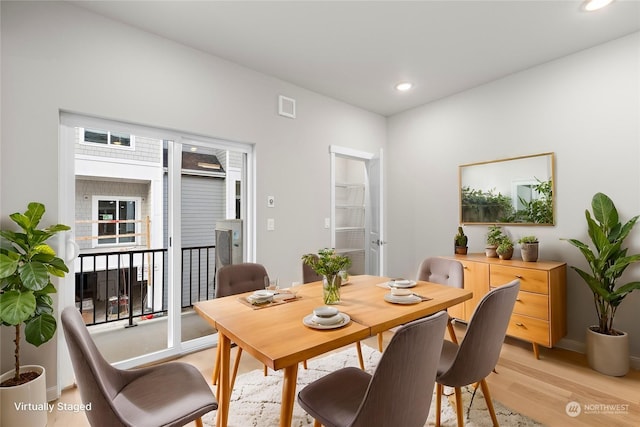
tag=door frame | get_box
[329,145,384,276]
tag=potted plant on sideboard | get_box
[563,192,640,376]
[485,225,503,258]
[496,235,514,260]
[0,202,70,426]
[518,235,539,262]
[454,226,468,255]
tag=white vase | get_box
[586,327,630,376]
[0,365,48,427]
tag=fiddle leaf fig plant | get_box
[0,202,70,385]
[563,193,640,336]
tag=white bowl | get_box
[253,290,275,298]
[313,306,339,318]
[391,287,412,296]
[393,279,411,286]
[311,313,343,325]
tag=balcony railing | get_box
[75,246,216,326]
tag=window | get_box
[82,128,134,149]
[92,197,141,246]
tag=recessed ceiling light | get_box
[583,0,614,11]
[395,82,413,92]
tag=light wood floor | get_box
[48,323,640,426]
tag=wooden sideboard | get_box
[442,253,566,359]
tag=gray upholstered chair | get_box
[302,255,323,284]
[378,257,464,351]
[212,263,270,388]
[302,257,366,371]
[61,306,217,427]
[435,279,520,427]
[298,311,448,427]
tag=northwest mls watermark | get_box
[13,401,92,413]
[565,401,630,417]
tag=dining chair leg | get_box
[435,383,443,427]
[212,344,221,385]
[479,378,499,427]
[447,318,459,344]
[377,332,383,352]
[313,420,321,427]
[263,365,268,376]
[454,386,464,427]
[355,341,365,370]
[303,360,308,369]
[195,417,204,427]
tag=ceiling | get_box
[70,1,640,116]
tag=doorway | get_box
[330,146,384,276]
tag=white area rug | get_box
[203,345,542,427]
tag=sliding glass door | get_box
[59,114,254,377]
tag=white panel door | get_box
[367,150,384,276]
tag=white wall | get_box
[0,1,385,393]
[387,32,640,361]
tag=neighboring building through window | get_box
[92,197,141,246]
[82,128,134,149]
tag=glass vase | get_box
[322,274,342,304]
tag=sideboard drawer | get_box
[507,314,550,346]
[508,290,549,320]
[490,265,548,294]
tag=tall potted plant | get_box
[302,248,351,304]
[563,192,640,376]
[0,202,70,425]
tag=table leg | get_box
[216,333,231,427]
[280,363,300,427]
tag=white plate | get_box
[303,312,351,329]
[387,280,417,288]
[384,293,421,305]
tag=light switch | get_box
[324,218,331,229]
[267,218,275,231]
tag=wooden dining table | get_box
[194,275,472,427]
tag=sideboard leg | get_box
[532,342,540,359]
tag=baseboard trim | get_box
[556,337,640,370]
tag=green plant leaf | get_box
[29,230,53,247]
[44,224,71,233]
[46,256,69,273]
[0,230,29,252]
[33,244,55,256]
[35,282,57,295]
[0,253,19,278]
[18,262,50,290]
[24,202,46,229]
[591,192,618,232]
[0,290,36,325]
[25,313,56,347]
[9,213,32,232]
[34,294,54,315]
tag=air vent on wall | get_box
[278,95,296,119]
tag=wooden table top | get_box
[194,275,471,370]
